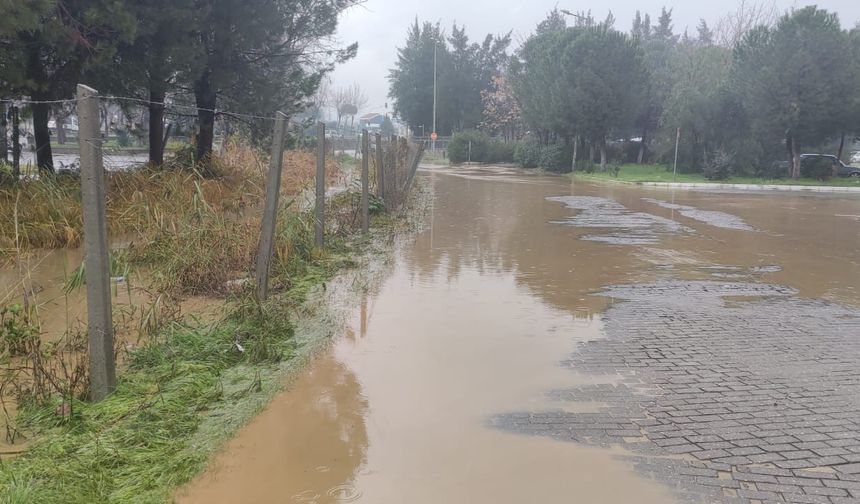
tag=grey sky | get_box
[328,0,860,116]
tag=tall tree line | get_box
[0,0,358,172]
[388,5,860,178]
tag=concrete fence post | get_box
[375,133,385,201]
[255,111,288,301]
[402,142,426,198]
[76,84,116,401]
[390,136,399,205]
[361,130,370,233]
[315,122,326,248]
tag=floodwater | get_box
[174,165,854,503]
[20,151,149,171]
[0,246,222,455]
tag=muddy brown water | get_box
[0,246,223,456]
[177,166,860,503]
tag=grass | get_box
[0,208,387,503]
[0,137,416,503]
[0,142,345,259]
[574,163,860,187]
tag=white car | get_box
[851,151,860,164]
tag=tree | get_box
[388,20,447,135]
[509,17,571,144]
[660,41,732,171]
[109,0,197,166]
[697,20,714,46]
[564,27,648,169]
[388,20,509,136]
[715,0,779,48]
[480,75,521,141]
[632,6,678,163]
[188,0,357,171]
[0,1,135,171]
[733,7,853,178]
[838,27,860,163]
[331,83,367,128]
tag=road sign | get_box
[430,132,438,141]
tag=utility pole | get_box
[432,42,437,152]
[673,127,681,183]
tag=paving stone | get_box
[492,280,860,503]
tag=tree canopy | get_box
[388,20,510,136]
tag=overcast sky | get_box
[327,0,860,116]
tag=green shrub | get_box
[448,130,490,164]
[539,144,571,172]
[801,156,833,180]
[703,148,734,180]
[449,131,515,165]
[486,142,515,163]
[514,141,542,168]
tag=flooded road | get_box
[178,166,860,504]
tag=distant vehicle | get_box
[851,151,860,164]
[772,154,860,178]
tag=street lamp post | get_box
[432,42,437,152]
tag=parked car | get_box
[772,154,860,178]
[850,151,860,164]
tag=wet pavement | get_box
[177,166,860,503]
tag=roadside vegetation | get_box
[573,163,860,187]
[389,5,860,182]
[0,137,415,502]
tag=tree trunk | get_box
[101,102,111,138]
[833,132,847,178]
[571,135,579,172]
[0,103,7,163]
[57,123,66,144]
[148,85,166,166]
[194,69,217,174]
[637,127,647,164]
[588,143,594,165]
[599,137,607,172]
[790,136,801,179]
[837,131,846,163]
[32,94,54,172]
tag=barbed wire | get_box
[0,95,290,122]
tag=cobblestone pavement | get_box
[493,281,860,503]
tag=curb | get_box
[634,181,860,194]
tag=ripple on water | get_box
[326,484,362,502]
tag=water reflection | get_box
[177,354,369,504]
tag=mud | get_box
[176,166,858,503]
